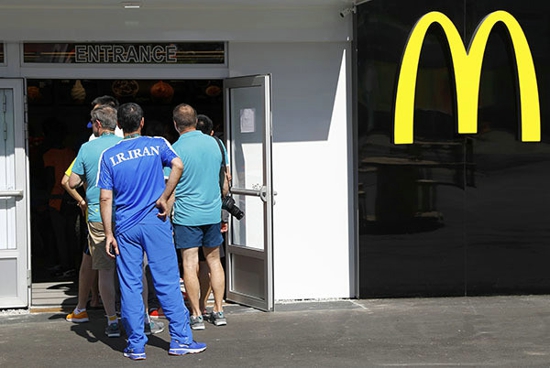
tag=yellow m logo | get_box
[394,11,540,144]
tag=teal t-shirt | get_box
[170,130,223,226]
[72,133,122,223]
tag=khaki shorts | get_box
[88,221,115,270]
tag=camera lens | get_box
[222,196,244,220]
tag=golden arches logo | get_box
[394,10,540,144]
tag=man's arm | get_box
[156,157,183,220]
[61,173,87,216]
[68,171,85,190]
[100,188,118,258]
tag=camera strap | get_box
[213,136,229,197]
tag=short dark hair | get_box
[91,95,119,109]
[196,114,213,135]
[117,103,143,133]
[173,103,197,132]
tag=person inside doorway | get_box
[42,118,77,278]
[196,113,229,321]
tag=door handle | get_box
[0,190,23,198]
[231,186,277,204]
[260,187,278,204]
[230,188,262,197]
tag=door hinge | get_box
[2,93,7,141]
[27,269,32,287]
[24,94,29,136]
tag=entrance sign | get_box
[394,11,540,144]
[74,44,178,63]
[23,42,225,64]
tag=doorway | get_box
[28,78,224,307]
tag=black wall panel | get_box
[356,0,550,297]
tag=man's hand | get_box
[77,200,87,217]
[156,196,168,221]
[157,156,182,221]
[105,234,119,259]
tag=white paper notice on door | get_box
[240,108,256,133]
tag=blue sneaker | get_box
[168,340,207,356]
[123,347,146,360]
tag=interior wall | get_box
[229,42,354,300]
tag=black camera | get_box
[222,196,244,220]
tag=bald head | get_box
[173,103,197,133]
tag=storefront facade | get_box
[0,1,355,310]
[2,0,550,311]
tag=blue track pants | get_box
[115,213,193,350]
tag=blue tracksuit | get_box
[97,135,193,350]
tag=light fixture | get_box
[122,2,141,9]
[340,6,356,18]
[340,0,375,17]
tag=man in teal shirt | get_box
[171,103,227,329]
[69,105,122,337]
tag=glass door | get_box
[0,79,29,308]
[224,74,274,311]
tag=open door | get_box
[0,79,30,309]
[224,74,274,311]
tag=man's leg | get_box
[77,253,94,310]
[201,223,225,326]
[181,248,202,318]
[142,257,165,335]
[203,246,225,315]
[90,269,100,307]
[66,251,94,323]
[98,267,117,317]
[143,219,194,344]
[115,227,147,351]
[198,260,211,315]
[88,222,119,336]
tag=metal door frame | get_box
[0,78,30,309]
[223,74,274,311]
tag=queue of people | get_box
[60,96,228,360]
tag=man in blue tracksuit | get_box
[97,102,206,360]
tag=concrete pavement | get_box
[1,295,550,367]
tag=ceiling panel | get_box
[0,0,354,9]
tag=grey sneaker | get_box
[189,315,205,330]
[145,320,165,335]
[210,311,227,326]
[105,322,121,338]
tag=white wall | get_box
[0,3,356,301]
[229,42,354,300]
